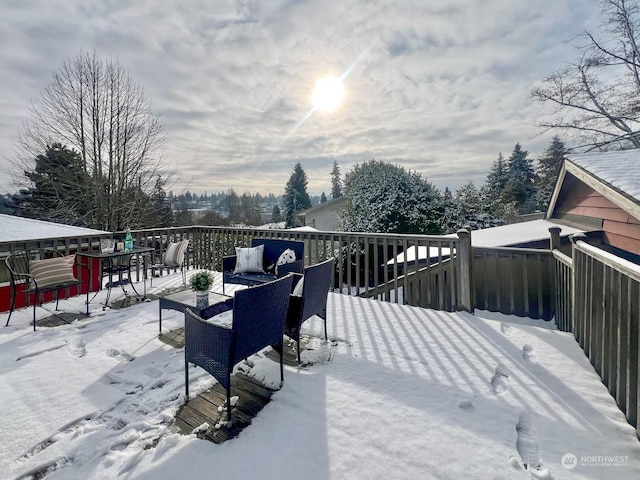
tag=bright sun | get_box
[312,75,345,112]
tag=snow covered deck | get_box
[1,271,639,479]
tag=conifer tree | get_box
[536,136,567,211]
[331,160,343,199]
[485,153,508,198]
[283,163,312,227]
[502,143,537,214]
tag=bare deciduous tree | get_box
[532,0,640,150]
[15,50,168,230]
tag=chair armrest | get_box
[201,298,235,320]
[278,259,303,277]
[222,255,237,273]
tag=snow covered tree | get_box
[441,187,456,233]
[454,181,484,229]
[283,163,311,227]
[485,153,508,199]
[338,159,444,234]
[331,160,343,199]
[536,136,567,211]
[502,144,537,214]
[320,192,327,203]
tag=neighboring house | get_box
[301,196,346,231]
[547,150,640,263]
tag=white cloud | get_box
[0,0,603,196]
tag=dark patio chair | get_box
[285,257,335,364]
[184,274,294,424]
[5,249,89,331]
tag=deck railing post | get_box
[549,226,561,251]
[457,228,473,312]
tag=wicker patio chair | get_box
[285,257,335,364]
[5,249,89,331]
[184,274,294,423]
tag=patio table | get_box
[158,290,231,335]
[77,246,154,309]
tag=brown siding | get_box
[553,173,640,254]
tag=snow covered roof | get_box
[0,214,109,243]
[460,219,583,248]
[566,150,640,204]
[392,220,583,263]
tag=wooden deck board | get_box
[169,327,320,445]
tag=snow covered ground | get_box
[1,271,639,479]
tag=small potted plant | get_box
[190,270,214,308]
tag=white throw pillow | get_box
[234,244,264,273]
[275,248,296,275]
[292,277,304,297]
[29,255,77,288]
[164,239,189,266]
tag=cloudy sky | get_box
[0,0,603,196]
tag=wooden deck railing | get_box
[572,238,640,432]
[472,246,554,320]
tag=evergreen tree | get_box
[442,187,456,233]
[150,176,174,227]
[454,181,484,229]
[536,136,567,211]
[320,192,327,203]
[338,159,444,234]
[485,152,508,199]
[502,143,537,214]
[331,160,343,199]
[283,163,312,228]
[16,143,92,226]
[271,204,282,223]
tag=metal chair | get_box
[149,239,189,287]
[5,249,89,331]
[184,274,293,424]
[285,258,335,364]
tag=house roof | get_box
[567,150,640,203]
[300,196,346,216]
[547,150,640,221]
[0,214,109,243]
[393,219,583,263]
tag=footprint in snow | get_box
[501,322,513,336]
[67,335,86,358]
[105,348,134,362]
[143,367,162,378]
[514,412,551,478]
[522,344,537,364]
[491,364,510,395]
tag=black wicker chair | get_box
[184,274,294,423]
[5,249,89,331]
[285,257,335,364]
